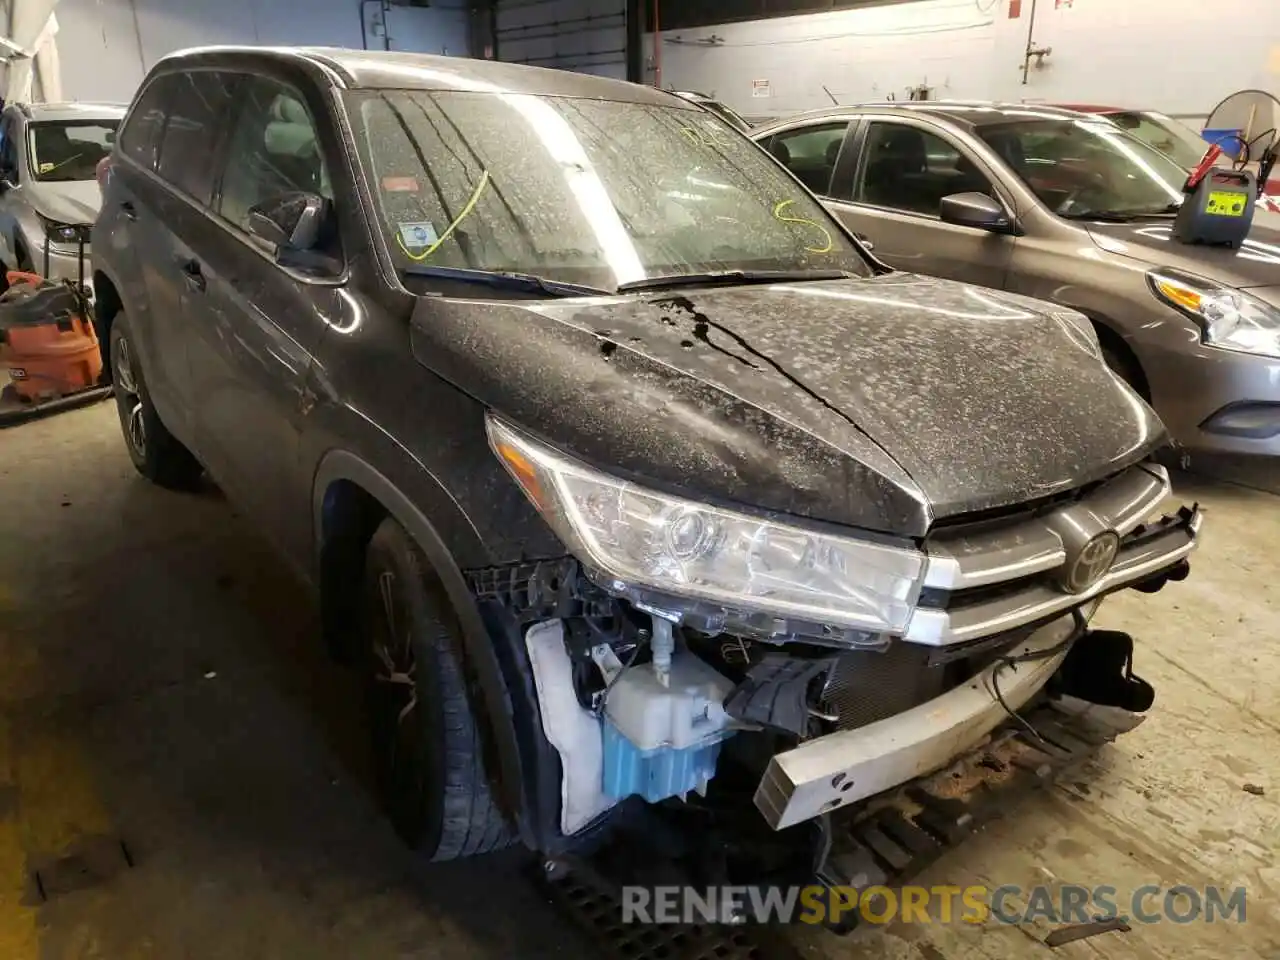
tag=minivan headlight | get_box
[486,416,926,636]
[38,216,89,245]
[1148,269,1280,358]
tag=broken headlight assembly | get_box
[487,416,925,646]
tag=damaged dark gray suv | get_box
[93,47,1200,885]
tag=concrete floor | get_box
[0,400,1278,959]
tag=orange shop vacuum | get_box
[0,259,112,427]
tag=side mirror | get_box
[247,192,326,254]
[939,192,1015,233]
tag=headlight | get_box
[40,218,88,245]
[486,416,926,638]
[1148,269,1280,358]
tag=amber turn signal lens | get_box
[1153,278,1202,313]
[494,440,549,510]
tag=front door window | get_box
[216,77,336,255]
[854,122,994,216]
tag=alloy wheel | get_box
[371,569,421,788]
[113,334,146,456]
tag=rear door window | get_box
[119,75,176,170]
[156,71,241,204]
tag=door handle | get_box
[180,258,206,292]
[120,200,137,221]
[854,232,875,251]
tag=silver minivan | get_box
[0,101,125,285]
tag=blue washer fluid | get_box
[601,719,734,803]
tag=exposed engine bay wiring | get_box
[986,607,1087,748]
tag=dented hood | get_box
[410,273,1165,537]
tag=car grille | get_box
[902,462,1199,646]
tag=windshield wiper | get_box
[400,264,610,298]
[1061,203,1181,223]
[616,268,854,294]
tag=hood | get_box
[26,180,101,226]
[1087,211,1280,289]
[410,273,1165,537]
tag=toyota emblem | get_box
[1061,531,1120,594]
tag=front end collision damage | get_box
[400,257,1196,879]
[464,479,1199,861]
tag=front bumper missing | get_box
[540,696,1140,954]
[756,611,1081,830]
[815,697,1144,930]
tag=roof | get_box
[1050,103,1125,114]
[154,45,690,109]
[753,100,1108,134]
[16,101,126,121]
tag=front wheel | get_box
[361,517,512,861]
[109,313,203,489]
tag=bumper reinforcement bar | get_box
[815,696,1142,930]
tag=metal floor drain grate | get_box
[543,869,796,960]
[30,836,134,903]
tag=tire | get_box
[109,312,204,489]
[361,517,512,861]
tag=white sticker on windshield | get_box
[398,221,438,249]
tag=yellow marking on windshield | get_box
[772,198,834,254]
[395,170,491,262]
[680,123,732,149]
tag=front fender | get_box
[310,445,529,839]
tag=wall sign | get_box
[752,78,771,98]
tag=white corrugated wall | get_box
[50,0,471,104]
[647,0,1280,122]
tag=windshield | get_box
[28,120,118,183]
[977,117,1188,218]
[347,90,872,292]
[1105,111,1208,170]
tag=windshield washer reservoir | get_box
[602,652,735,803]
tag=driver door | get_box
[824,119,1014,289]
[184,73,344,560]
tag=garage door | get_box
[496,0,627,79]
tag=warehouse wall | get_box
[496,0,627,78]
[650,0,993,122]
[648,0,1280,123]
[56,0,469,103]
